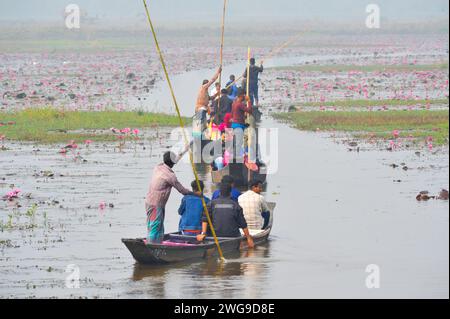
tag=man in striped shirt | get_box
[145,151,199,243]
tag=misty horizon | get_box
[0,0,448,26]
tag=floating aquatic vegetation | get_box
[4,188,21,201]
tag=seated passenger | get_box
[178,180,210,236]
[238,179,271,230]
[197,183,254,248]
[212,175,241,202]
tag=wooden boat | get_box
[211,162,267,186]
[122,203,275,265]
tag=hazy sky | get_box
[0,0,448,23]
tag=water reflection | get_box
[130,243,272,299]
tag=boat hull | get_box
[122,231,270,265]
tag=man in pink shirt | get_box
[145,151,198,243]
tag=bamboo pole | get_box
[246,47,251,98]
[246,47,252,184]
[216,0,228,118]
[225,31,307,90]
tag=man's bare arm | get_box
[204,66,222,89]
[242,228,255,248]
[197,222,209,242]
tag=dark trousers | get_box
[249,84,259,105]
[261,211,270,229]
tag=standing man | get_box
[243,58,263,106]
[145,150,199,243]
[195,66,222,114]
[193,66,222,140]
[231,88,252,158]
[238,179,271,230]
[231,88,252,131]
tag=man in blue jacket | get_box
[226,74,239,101]
[178,180,210,236]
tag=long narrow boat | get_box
[122,203,275,265]
[211,162,267,186]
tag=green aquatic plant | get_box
[0,107,190,144]
[7,214,13,229]
[274,110,449,145]
[26,204,38,218]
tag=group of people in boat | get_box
[145,151,271,248]
[193,59,264,164]
[145,59,266,246]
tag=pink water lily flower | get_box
[393,130,400,138]
[132,129,140,135]
[64,140,78,149]
[389,140,397,150]
[6,188,21,200]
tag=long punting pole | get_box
[216,0,228,120]
[246,47,252,184]
[226,31,307,90]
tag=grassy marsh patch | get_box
[274,110,449,145]
[0,108,189,144]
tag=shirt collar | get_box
[161,163,174,173]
